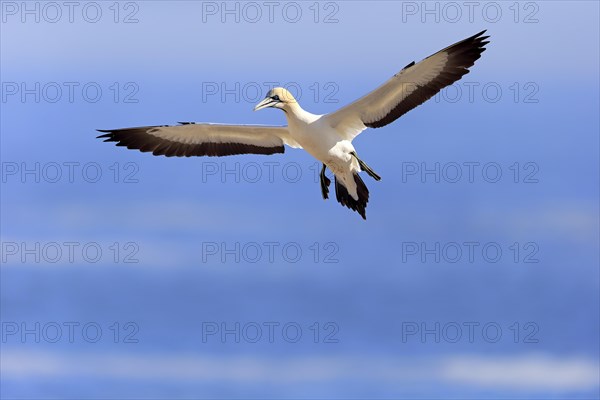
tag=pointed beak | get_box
[254,97,276,111]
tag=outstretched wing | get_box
[97,122,301,157]
[324,30,490,140]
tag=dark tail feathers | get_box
[335,173,369,220]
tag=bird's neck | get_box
[283,102,317,124]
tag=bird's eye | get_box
[272,95,280,101]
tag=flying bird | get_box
[98,31,489,219]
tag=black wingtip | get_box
[466,30,489,44]
[402,61,416,70]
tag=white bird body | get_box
[98,31,490,219]
[281,105,361,198]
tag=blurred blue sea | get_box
[1,1,599,399]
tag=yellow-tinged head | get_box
[253,87,297,112]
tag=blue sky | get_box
[1,1,599,398]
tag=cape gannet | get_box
[98,31,489,219]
